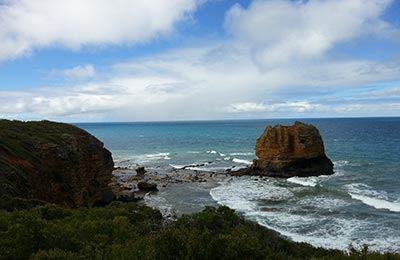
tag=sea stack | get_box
[0,120,114,210]
[236,121,333,177]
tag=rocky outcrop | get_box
[137,181,158,191]
[234,121,333,177]
[0,120,114,210]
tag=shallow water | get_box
[77,117,400,252]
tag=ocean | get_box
[76,117,400,252]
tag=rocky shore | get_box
[0,119,227,212]
[110,166,227,201]
[1,119,334,212]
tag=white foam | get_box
[145,152,171,160]
[229,152,254,156]
[334,160,349,167]
[210,178,359,250]
[346,183,400,212]
[223,157,231,161]
[212,181,360,250]
[298,196,350,209]
[210,177,294,211]
[255,214,368,251]
[170,161,228,172]
[232,158,252,165]
[114,152,172,165]
[334,160,361,167]
[349,193,400,212]
[182,166,221,172]
[169,164,185,169]
[210,178,400,252]
[287,176,319,187]
[359,236,400,253]
[144,195,176,218]
[255,206,400,252]
[219,152,226,157]
[206,150,217,154]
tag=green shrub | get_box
[0,203,398,260]
[31,249,86,260]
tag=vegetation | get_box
[0,202,399,260]
[0,120,91,206]
[0,120,86,159]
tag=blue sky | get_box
[0,0,399,122]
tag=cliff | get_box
[234,121,333,177]
[0,120,114,209]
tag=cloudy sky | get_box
[0,0,399,122]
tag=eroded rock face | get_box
[0,120,114,209]
[236,121,333,177]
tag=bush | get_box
[0,203,398,260]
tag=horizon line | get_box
[71,115,400,124]
[2,115,399,124]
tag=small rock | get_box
[136,167,146,177]
[137,181,158,191]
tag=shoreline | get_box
[110,165,230,222]
[110,165,400,253]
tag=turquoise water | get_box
[76,118,400,252]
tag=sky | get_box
[0,0,399,122]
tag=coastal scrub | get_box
[0,202,398,260]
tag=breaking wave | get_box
[210,177,400,252]
[346,183,400,213]
[287,176,320,187]
[232,158,252,165]
[229,152,254,156]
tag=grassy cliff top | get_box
[0,120,93,159]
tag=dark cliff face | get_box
[233,121,333,177]
[0,120,114,209]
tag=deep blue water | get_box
[76,117,400,252]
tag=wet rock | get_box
[137,181,158,191]
[113,190,137,202]
[136,166,146,177]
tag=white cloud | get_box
[0,89,120,116]
[223,102,270,113]
[222,100,400,117]
[30,94,120,116]
[51,65,96,80]
[0,0,199,61]
[0,0,399,121]
[224,101,326,113]
[368,87,400,97]
[225,0,392,69]
[1,44,399,121]
[333,102,400,115]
